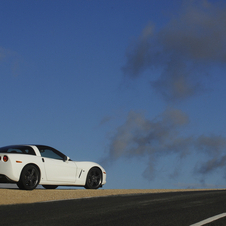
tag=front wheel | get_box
[85,167,102,189]
[17,165,40,190]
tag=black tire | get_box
[85,167,102,189]
[17,165,40,190]
[42,185,58,189]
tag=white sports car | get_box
[0,145,106,190]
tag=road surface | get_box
[0,190,226,226]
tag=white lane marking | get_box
[190,213,226,226]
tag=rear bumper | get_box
[0,174,16,183]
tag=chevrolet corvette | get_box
[0,145,106,190]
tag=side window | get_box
[2,146,36,155]
[8,148,23,153]
[39,148,64,160]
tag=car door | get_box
[40,147,76,183]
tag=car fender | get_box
[1,154,44,182]
[75,161,106,185]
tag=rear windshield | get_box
[0,145,36,155]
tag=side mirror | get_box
[63,156,69,162]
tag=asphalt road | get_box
[0,190,226,226]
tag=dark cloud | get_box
[196,156,226,175]
[122,0,226,101]
[194,135,226,175]
[102,109,226,180]
[103,1,226,185]
[105,108,189,160]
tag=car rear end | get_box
[0,154,19,183]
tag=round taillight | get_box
[3,155,8,162]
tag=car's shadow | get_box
[0,184,44,189]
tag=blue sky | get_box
[1,0,226,189]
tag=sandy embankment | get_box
[0,188,225,205]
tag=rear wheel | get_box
[42,185,58,189]
[85,167,102,189]
[17,165,40,190]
